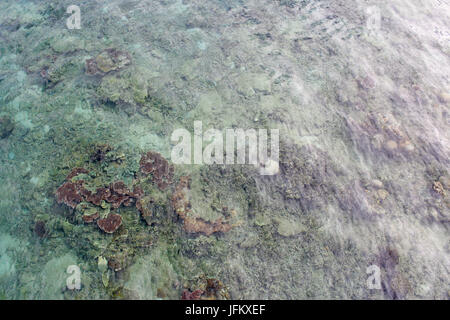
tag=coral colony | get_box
[55,152,235,237]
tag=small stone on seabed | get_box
[377,189,389,200]
[385,140,398,150]
[0,116,14,139]
[371,179,383,188]
[432,181,445,196]
[438,92,450,103]
[400,140,414,152]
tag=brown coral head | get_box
[139,151,174,190]
[87,187,111,206]
[131,186,144,198]
[111,181,129,195]
[56,166,142,211]
[97,214,122,234]
[55,181,83,209]
[181,289,204,300]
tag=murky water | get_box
[0,0,449,299]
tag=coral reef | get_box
[56,150,235,238]
[57,167,142,211]
[1,0,448,301]
[96,72,149,107]
[55,167,141,232]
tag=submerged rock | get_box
[0,116,14,139]
[34,221,47,238]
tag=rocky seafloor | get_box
[0,0,449,299]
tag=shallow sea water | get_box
[0,0,449,299]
